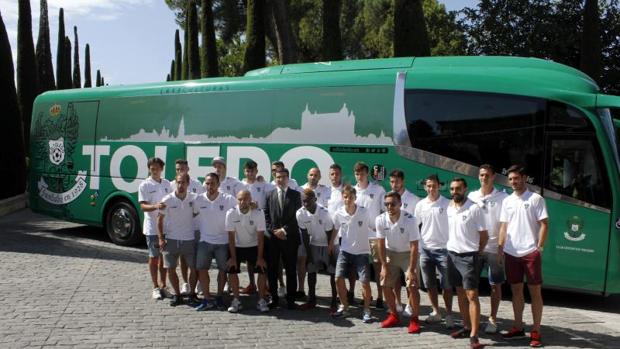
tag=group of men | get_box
[138,156,548,349]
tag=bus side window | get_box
[547,138,610,208]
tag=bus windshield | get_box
[597,108,620,177]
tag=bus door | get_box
[30,101,100,222]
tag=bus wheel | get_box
[105,201,141,246]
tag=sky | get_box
[1,0,478,86]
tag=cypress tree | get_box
[56,8,67,89]
[72,26,81,88]
[170,59,175,81]
[580,0,601,82]
[243,0,266,73]
[187,1,200,79]
[393,0,430,57]
[63,36,72,88]
[166,74,171,81]
[320,0,342,61]
[0,10,27,197]
[200,0,219,77]
[101,76,105,86]
[96,70,101,87]
[84,44,92,87]
[17,0,39,147]
[182,20,189,80]
[36,0,55,92]
[174,29,182,80]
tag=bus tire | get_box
[105,200,141,246]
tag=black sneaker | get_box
[470,336,484,349]
[295,291,307,301]
[169,295,183,307]
[215,295,225,310]
[347,290,355,305]
[185,295,199,306]
[375,298,384,309]
[450,327,470,339]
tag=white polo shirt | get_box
[468,188,509,253]
[296,205,335,247]
[194,192,237,244]
[375,210,420,253]
[333,205,374,255]
[327,184,344,220]
[355,182,386,239]
[241,179,275,210]
[138,177,172,236]
[302,183,332,208]
[225,207,266,248]
[160,192,197,241]
[446,199,487,254]
[218,176,244,197]
[499,189,548,257]
[400,189,421,215]
[414,195,450,250]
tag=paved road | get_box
[1,209,619,349]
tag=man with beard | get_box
[446,178,488,349]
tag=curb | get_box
[0,193,27,217]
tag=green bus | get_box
[28,56,620,295]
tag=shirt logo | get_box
[219,205,224,211]
[165,188,169,193]
[227,185,231,191]
[369,194,375,199]
[319,219,323,225]
[524,203,530,209]
[249,220,254,226]
[404,203,408,208]
[462,215,468,221]
[400,227,404,234]
[257,187,261,192]
[358,220,363,227]
[439,207,444,214]
[192,188,196,193]
[317,193,321,197]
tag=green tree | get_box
[321,0,343,61]
[0,10,27,197]
[72,26,81,88]
[243,0,266,73]
[170,59,175,80]
[17,0,39,147]
[84,43,92,87]
[394,0,430,57]
[96,69,101,87]
[271,0,298,64]
[63,36,72,88]
[201,0,219,77]
[36,0,55,92]
[182,20,189,79]
[187,0,201,79]
[174,29,182,80]
[101,76,105,86]
[581,0,601,83]
[56,8,68,89]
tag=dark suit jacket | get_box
[265,187,302,246]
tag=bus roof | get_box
[34,56,599,104]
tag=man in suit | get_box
[265,168,302,309]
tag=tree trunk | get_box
[17,0,39,147]
[0,10,27,197]
[321,0,342,61]
[200,0,219,77]
[393,0,430,57]
[580,0,601,83]
[36,0,55,92]
[243,0,266,73]
[270,0,297,64]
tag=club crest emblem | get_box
[227,186,231,191]
[403,203,408,208]
[317,193,321,197]
[564,216,586,241]
[462,215,468,221]
[439,208,444,214]
[369,194,375,199]
[48,137,65,165]
[250,220,254,226]
[220,205,224,211]
[257,187,261,192]
[400,227,404,234]
[319,219,323,225]
[358,220,363,227]
[524,203,530,209]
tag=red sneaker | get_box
[502,327,526,339]
[299,302,316,310]
[408,317,421,334]
[381,312,401,328]
[240,284,256,295]
[529,330,543,347]
[470,336,484,349]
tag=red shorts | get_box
[505,250,542,285]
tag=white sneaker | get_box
[425,311,442,323]
[224,282,230,294]
[180,283,190,295]
[332,304,349,318]
[277,286,286,298]
[227,298,242,313]
[152,288,162,300]
[196,280,203,295]
[395,303,403,314]
[484,320,498,334]
[257,298,269,313]
[445,314,455,329]
[403,304,413,317]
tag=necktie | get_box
[278,189,285,212]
